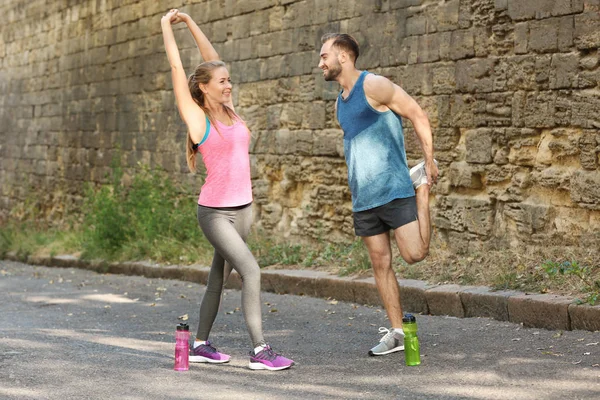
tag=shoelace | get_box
[378,327,395,343]
[198,341,217,353]
[255,345,279,361]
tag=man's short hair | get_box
[321,33,359,63]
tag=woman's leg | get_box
[195,249,226,341]
[197,205,265,347]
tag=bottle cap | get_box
[402,313,416,323]
[176,323,189,331]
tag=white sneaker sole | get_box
[189,355,230,363]
[368,345,405,356]
[409,161,426,176]
[409,161,427,189]
[248,361,293,371]
[409,159,438,190]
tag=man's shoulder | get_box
[363,73,393,93]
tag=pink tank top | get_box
[197,118,253,207]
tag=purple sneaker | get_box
[248,345,294,371]
[189,341,230,364]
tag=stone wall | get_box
[1,0,599,252]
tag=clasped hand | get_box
[161,9,188,25]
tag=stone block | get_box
[399,279,434,314]
[529,18,559,53]
[266,104,282,130]
[401,36,419,64]
[433,128,460,151]
[275,129,294,155]
[464,198,496,236]
[535,167,573,190]
[550,53,579,89]
[558,15,574,51]
[485,164,514,182]
[460,287,518,321]
[281,1,310,29]
[432,63,456,95]
[495,0,508,10]
[442,94,475,127]
[285,51,316,76]
[448,161,483,189]
[579,130,599,170]
[279,103,307,129]
[553,206,590,234]
[314,77,340,101]
[508,0,577,20]
[513,91,557,128]
[574,10,600,49]
[508,1,537,20]
[450,30,475,60]
[46,254,88,270]
[417,34,441,63]
[425,284,467,317]
[436,0,460,31]
[506,56,538,91]
[311,279,366,305]
[580,53,600,70]
[465,129,494,163]
[571,170,600,208]
[508,293,573,330]
[578,69,600,89]
[438,31,453,61]
[313,129,342,156]
[399,64,433,96]
[254,130,276,154]
[295,130,314,155]
[253,179,270,204]
[406,13,429,36]
[569,303,600,331]
[503,202,553,234]
[438,195,495,235]
[305,102,327,130]
[350,277,383,306]
[178,265,211,286]
[571,90,600,129]
[456,59,495,93]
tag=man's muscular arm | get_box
[364,74,438,185]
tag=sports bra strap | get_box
[192,116,211,150]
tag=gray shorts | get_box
[353,197,418,237]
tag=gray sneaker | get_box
[409,159,438,189]
[368,327,405,356]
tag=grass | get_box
[1,164,598,305]
[248,232,372,275]
[78,164,214,265]
[395,244,600,305]
[0,221,80,261]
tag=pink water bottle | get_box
[174,323,190,371]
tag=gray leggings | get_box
[196,203,265,348]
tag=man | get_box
[318,33,439,356]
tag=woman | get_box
[161,9,294,371]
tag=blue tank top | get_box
[337,70,415,212]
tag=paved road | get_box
[1,260,599,400]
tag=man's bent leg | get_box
[362,232,403,328]
[393,186,431,264]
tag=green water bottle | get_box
[403,313,421,366]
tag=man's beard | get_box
[324,63,342,81]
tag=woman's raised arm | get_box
[174,12,220,62]
[161,9,206,143]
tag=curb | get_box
[3,253,599,332]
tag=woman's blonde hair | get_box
[185,61,246,173]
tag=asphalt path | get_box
[1,260,599,400]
